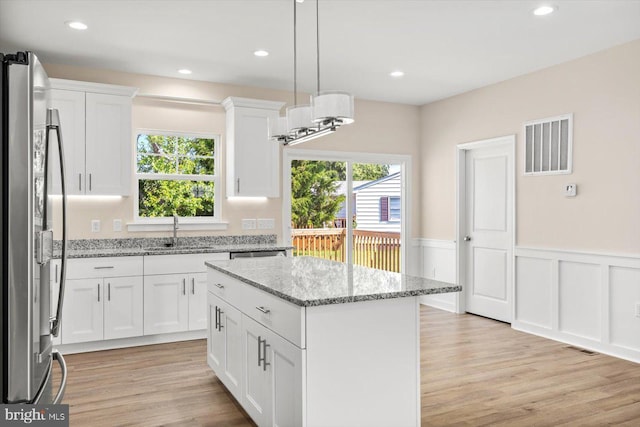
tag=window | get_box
[379,196,401,222]
[524,114,572,175]
[135,132,219,221]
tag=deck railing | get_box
[291,228,401,272]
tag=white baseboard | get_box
[55,329,207,354]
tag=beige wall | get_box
[44,63,421,241]
[419,39,640,254]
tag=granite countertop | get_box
[206,256,461,307]
[53,235,291,259]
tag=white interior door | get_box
[464,141,513,322]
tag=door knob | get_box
[463,236,472,241]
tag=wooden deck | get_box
[58,306,640,426]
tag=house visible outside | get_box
[335,172,402,232]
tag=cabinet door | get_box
[61,278,103,344]
[242,316,271,426]
[104,276,143,340]
[144,274,189,335]
[227,106,280,197]
[207,293,243,402]
[50,89,86,195]
[267,329,304,427]
[188,273,208,331]
[85,93,132,195]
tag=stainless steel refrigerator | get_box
[1,51,68,404]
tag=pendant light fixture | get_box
[269,0,354,146]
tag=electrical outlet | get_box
[432,268,436,279]
[91,219,101,233]
[257,218,275,230]
[241,219,257,230]
[635,302,640,318]
[113,219,122,232]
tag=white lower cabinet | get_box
[143,253,229,336]
[241,316,303,427]
[62,276,143,344]
[207,274,304,427]
[207,293,243,401]
[144,272,208,335]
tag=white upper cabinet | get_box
[222,97,284,198]
[50,79,137,196]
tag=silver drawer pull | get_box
[255,306,270,314]
[214,283,224,289]
[94,266,115,269]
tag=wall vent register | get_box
[524,113,573,175]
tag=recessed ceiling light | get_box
[66,21,88,30]
[390,71,405,78]
[533,5,555,16]
[254,50,269,57]
[177,69,192,75]
[296,0,304,3]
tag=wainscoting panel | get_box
[513,247,640,364]
[413,239,457,312]
[609,266,640,351]
[558,261,601,340]
[515,256,553,329]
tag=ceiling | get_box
[1,0,639,105]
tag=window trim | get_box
[132,129,222,225]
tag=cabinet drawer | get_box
[67,256,143,279]
[208,268,305,348]
[145,252,229,275]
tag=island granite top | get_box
[206,256,461,307]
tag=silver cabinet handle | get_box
[191,277,195,295]
[237,178,240,193]
[182,278,186,295]
[463,236,472,241]
[108,283,111,301]
[55,263,59,283]
[218,308,224,331]
[89,173,92,191]
[94,266,114,270]
[97,283,100,302]
[255,306,270,314]
[258,337,270,371]
[214,306,219,331]
[215,283,224,289]
[79,173,82,191]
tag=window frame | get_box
[388,196,401,222]
[133,129,222,225]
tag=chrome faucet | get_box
[172,214,179,247]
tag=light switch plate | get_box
[113,219,122,232]
[635,302,640,318]
[91,219,101,233]
[564,183,577,197]
[242,219,257,230]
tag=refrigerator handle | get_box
[46,108,67,338]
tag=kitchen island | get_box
[205,256,461,427]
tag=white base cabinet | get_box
[61,257,144,345]
[144,253,229,335]
[207,267,420,427]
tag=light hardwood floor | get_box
[58,306,640,426]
